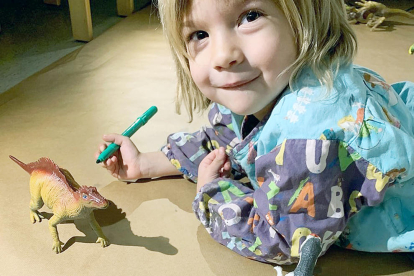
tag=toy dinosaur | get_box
[275,235,322,276]
[10,155,110,253]
[346,0,414,31]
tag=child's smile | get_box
[182,0,297,120]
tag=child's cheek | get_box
[189,62,209,91]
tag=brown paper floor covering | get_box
[1,5,414,276]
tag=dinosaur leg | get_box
[88,212,109,247]
[29,182,44,223]
[29,199,44,223]
[368,16,385,31]
[48,215,65,254]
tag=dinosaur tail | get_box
[9,155,32,174]
[388,9,414,19]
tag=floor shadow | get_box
[357,20,414,32]
[41,199,178,255]
[196,224,414,276]
[38,176,195,255]
[106,175,195,214]
[195,224,292,276]
[315,245,414,276]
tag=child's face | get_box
[182,0,297,120]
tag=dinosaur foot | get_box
[52,241,64,254]
[30,210,43,223]
[96,237,110,248]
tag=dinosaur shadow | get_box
[65,200,178,255]
[40,199,178,255]
[39,175,195,254]
[363,20,414,32]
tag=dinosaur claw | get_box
[30,210,42,224]
[96,237,110,248]
[52,241,64,254]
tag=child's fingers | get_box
[215,147,228,165]
[98,135,126,165]
[103,133,128,147]
[200,149,219,167]
[99,143,107,152]
[197,147,229,192]
[102,133,116,143]
[106,155,118,166]
[104,156,118,171]
[219,159,232,177]
[224,159,231,170]
[205,147,227,169]
[94,144,107,159]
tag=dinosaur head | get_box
[76,186,109,209]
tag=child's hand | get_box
[95,133,143,181]
[197,147,231,192]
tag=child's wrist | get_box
[136,151,183,180]
[136,152,151,179]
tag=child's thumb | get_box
[212,147,227,166]
[103,133,127,146]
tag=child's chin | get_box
[228,105,260,117]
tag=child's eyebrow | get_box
[182,20,194,28]
[181,0,256,28]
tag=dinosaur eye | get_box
[82,194,88,199]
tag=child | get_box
[96,0,414,265]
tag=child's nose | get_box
[212,36,244,71]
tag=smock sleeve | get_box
[162,103,238,182]
[192,139,394,264]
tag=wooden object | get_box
[68,0,93,42]
[117,0,134,16]
[43,0,61,5]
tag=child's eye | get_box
[189,30,209,41]
[240,10,263,25]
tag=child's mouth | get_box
[220,75,260,89]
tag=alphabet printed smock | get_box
[162,65,414,264]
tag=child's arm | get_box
[96,133,182,181]
[96,104,236,181]
[162,103,238,182]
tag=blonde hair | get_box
[157,0,357,121]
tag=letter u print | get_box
[305,140,330,174]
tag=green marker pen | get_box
[96,106,158,164]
